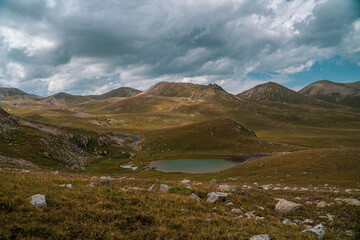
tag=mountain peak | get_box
[237,81,311,104]
[141,81,233,100]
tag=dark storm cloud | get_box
[0,0,359,95]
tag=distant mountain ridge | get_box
[237,82,321,105]
[299,80,360,108]
[0,87,41,100]
[89,87,141,100]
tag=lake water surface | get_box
[148,158,240,173]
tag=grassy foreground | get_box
[1,157,359,240]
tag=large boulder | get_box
[218,185,249,194]
[275,199,303,213]
[206,192,232,203]
[302,224,325,239]
[29,194,47,209]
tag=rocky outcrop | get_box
[0,156,38,168]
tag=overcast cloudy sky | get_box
[0,0,359,96]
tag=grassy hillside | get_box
[141,118,298,154]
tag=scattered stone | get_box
[249,234,271,240]
[258,184,272,190]
[190,193,201,201]
[52,171,59,174]
[148,184,158,191]
[210,179,217,184]
[160,184,171,192]
[230,208,242,214]
[326,214,334,221]
[282,219,295,225]
[345,189,352,193]
[205,219,212,222]
[302,224,325,239]
[225,200,234,206]
[275,199,303,213]
[343,198,360,206]
[29,194,47,209]
[272,187,281,191]
[317,201,327,208]
[206,192,232,203]
[344,230,354,237]
[294,197,302,200]
[245,211,264,220]
[100,176,112,180]
[179,179,191,184]
[218,185,249,194]
[89,180,111,187]
[127,187,145,191]
[302,219,314,225]
[59,184,73,189]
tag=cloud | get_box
[0,0,359,96]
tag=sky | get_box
[0,0,359,96]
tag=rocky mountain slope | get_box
[141,82,236,101]
[299,80,360,108]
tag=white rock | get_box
[302,224,325,239]
[190,193,201,201]
[29,194,47,209]
[275,199,303,213]
[316,201,327,208]
[210,179,217,184]
[160,184,171,192]
[225,200,234,206]
[302,219,314,225]
[59,184,73,189]
[206,192,232,203]
[282,219,295,225]
[258,184,272,190]
[230,208,242,214]
[249,234,271,240]
[343,198,360,206]
[179,179,191,184]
